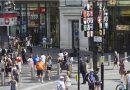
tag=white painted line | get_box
[20,81,56,90]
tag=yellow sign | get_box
[100,56,105,63]
[76,73,78,81]
[109,0,116,5]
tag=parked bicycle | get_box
[116,81,126,90]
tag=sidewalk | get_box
[0,64,59,90]
[0,61,129,90]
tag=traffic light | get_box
[81,2,94,37]
[81,11,83,31]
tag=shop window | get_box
[65,0,82,6]
[28,7,39,27]
[28,3,38,7]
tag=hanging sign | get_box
[0,13,17,26]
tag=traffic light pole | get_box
[77,38,80,90]
[93,1,98,71]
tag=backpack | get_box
[87,73,95,84]
[36,61,45,70]
[12,69,19,82]
[16,57,22,62]
[13,69,18,76]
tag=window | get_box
[65,0,82,6]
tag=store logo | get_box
[4,18,10,25]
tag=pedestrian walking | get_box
[11,64,19,82]
[65,72,71,90]
[46,53,52,80]
[84,54,89,72]
[94,68,101,90]
[21,47,27,64]
[42,36,47,49]
[27,54,34,71]
[63,49,68,70]
[87,69,95,90]
[36,58,45,83]
[57,76,66,90]
[40,53,46,64]
[26,37,32,53]
[50,37,53,48]
[79,57,87,84]
[66,57,73,77]
[119,59,125,79]
[58,50,64,72]
[15,54,23,73]
[126,70,130,90]
[9,76,18,90]
[113,51,119,69]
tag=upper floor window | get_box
[65,0,82,6]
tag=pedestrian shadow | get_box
[104,78,120,82]
[71,83,78,85]
[104,68,113,70]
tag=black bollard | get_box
[101,63,104,90]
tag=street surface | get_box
[0,46,130,90]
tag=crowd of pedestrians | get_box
[0,37,130,90]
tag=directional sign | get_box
[94,36,102,42]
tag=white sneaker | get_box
[41,80,43,83]
[38,79,40,82]
[48,77,51,81]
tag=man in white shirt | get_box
[57,76,65,90]
[42,36,46,48]
[40,53,46,64]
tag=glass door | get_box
[72,20,79,49]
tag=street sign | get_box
[94,36,102,42]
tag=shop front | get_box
[15,0,60,46]
[108,0,130,53]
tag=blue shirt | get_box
[33,56,39,65]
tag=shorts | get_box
[47,67,52,70]
[37,70,44,76]
[8,67,12,72]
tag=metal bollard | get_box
[108,55,111,66]
[57,63,60,75]
[1,69,5,86]
[18,72,21,83]
[89,58,93,69]
[31,67,35,80]
[124,52,128,62]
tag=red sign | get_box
[4,18,10,25]
[0,13,17,18]
[39,7,45,14]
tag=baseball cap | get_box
[60,76,64,79]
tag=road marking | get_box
[20,81,56,90]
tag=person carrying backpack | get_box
[9,76,18,90]
[11,64,19,82]
[87,70,95,90]
[36,58,45,83]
